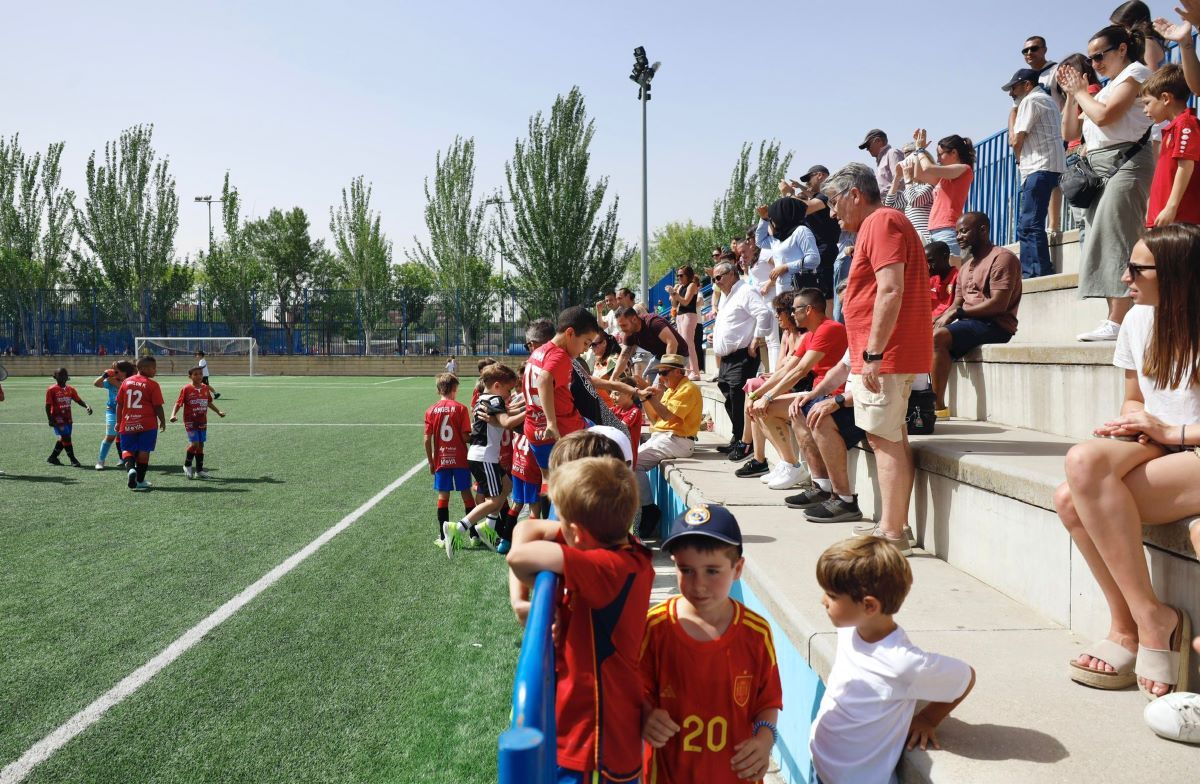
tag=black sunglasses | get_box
[1089,45,1117,63]
[1126,261,1156,278]
[1021,45,1042,55]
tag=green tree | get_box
[0,135,74,353]
[245,207,323,354]
[408,136,494,353]
[73,124,190,339]
[496,87,631,315]
[647,221,715,285]
[199,173,269,336]
[392,261,433,329]
[711,140,793,247]
[330,176,393,354]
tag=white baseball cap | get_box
[587,425,633,463]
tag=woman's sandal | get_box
[1068,639,1137,689]
[1135,607,1193,701]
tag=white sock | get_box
[814,477,832,493]
[457,518,471,531]
[838,493,855,503]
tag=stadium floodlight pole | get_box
[194,195,225,253]
[481,197,512,280]
[629,47,660,306]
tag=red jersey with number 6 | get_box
[176,384,215,430]
[424,399,470,470]
[45,384,85,425]
[116,374,164,434]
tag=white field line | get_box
[0,422,422,427]
[0,459,427,784]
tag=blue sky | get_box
[8,1,1116,261]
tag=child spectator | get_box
[810,537,976,783]
[1142,64,1200,227]
[927,241,958,320]
[45,367,92,467]
[609,376,645,467]
[640,504,783,783]
[422,373,475,553]
[506,454,652,783]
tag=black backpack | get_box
[906,388,937,435]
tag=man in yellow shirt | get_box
[635,355,702,535]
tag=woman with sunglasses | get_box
[1058,24,1155,343]
[1055,223,1200,708]
[669,265,702,381]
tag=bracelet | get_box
[752,720,779,746]
[1183,424,1188,449]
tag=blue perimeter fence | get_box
[498,570,559,783]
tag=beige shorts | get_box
[848,373,915,442]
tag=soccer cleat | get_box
[213,392,221,399]
[95,462,105,471]
[497,539,511,555]
[804,495,865,524]
[442,521,464,560]
[767,463,809,490]
[196,470,211,479]
[69,460,83,468]
[785,487,830,510]
[133,481,152,492]
[127,468,138,489]
[734,458,770,478]
[475,520,500,552]
[184,465,194,479]
[47,456,63,466]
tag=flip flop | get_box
[1068,638,1137,689]
[1135,607,1193,701]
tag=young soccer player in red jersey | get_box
[522,306,602,474]
[169,366,226,479]
[507,455,653,783]
[609,378,645,468]
[45,368,93,467]
[116,356,167,491]
[423,373,475,548]
[640,505,783,784]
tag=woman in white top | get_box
[1058,25,1155,342]
[754,197,821,299]
[1055,223,1200,703]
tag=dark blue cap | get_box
[1002,68,1042,91]
[661,503,743,550]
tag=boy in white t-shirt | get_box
[810,537,975,784]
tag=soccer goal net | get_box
[134,337,258,376]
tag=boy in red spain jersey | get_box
[45,368,93,467]
[641,504,783,784]
[169,366,226,480]
[116,356,167,491]
[507,454,653,783]
[423,373,475,549]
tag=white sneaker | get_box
[95,462,105,471]
[767,463,809,490]
[196,470,211,479]
[184,465,194,479]
[1077,319,1121,342]
[1145,692,1200,744]
[760,463,784,484]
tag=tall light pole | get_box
[482,197,512,280]
[630,47,660,306]
[194,195,225,253]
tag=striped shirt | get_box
[1014,89,1066,179]
[882,182,935,244]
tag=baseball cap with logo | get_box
[661,503,744,552]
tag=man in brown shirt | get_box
[931,211,1022,416]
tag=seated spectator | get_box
[737,292,804,480]
[1141,65,1200,227]
[883,155,935,244]
[912,130,975,267]
[1005,67,1066,278]
[755,197,822,296]
[931,212,1022,418]
[633,354,703,527]
[668,265,702,380]
[858,129,906,193]
[1055,223,1200,702]
[928,241,959,320]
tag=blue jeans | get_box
[1018,170,1061,278]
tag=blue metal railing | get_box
[498,570,560,784]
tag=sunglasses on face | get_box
[791,304,810,314]
[589,337,606,348]
[1021,45,1042,55]
[1089,45,1117,63]
[1126,261,1156,278]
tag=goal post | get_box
[133,337,258,376]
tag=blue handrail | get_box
[498,570,560,784]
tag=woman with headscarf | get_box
[755,197,822,299]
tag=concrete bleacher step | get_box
[1010,272,1107,344]
[1003,228,1080,277]
[660,433,1199,784]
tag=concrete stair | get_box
[1010,272,1107,344]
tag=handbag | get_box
[906,389,937,436]
[1060,125,1151,209]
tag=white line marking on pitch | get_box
[0,459,427,784]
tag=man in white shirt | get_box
[1005,67,1066,278]
[710,260,773,460]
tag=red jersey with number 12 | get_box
[176,384,215,430]
[116,374,164,434]
[523,342,584,445]
[424,399,470,470]
[45,384,85,425]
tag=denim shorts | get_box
[929,226,962,257]
[947,318,1014,359]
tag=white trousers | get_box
[636,431,696,505]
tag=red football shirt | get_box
[523,342,584,445]
[556,535,654,778]
[792,318,849,392]
[175,384,214,430]
[1147,109,1200,226]
[842,208,933,374]
[612,404,644,468]
[45,384,84,425]
[116,374,164,434]
[510,432,541,486]
[423,399,470,470]
[930,268,959,319]
[640,597,784,784]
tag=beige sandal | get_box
[1068,639,1137,689]
[1136,607,1193,701]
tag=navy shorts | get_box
[947,318,1013,359]
[120,430,158,454]
[530,442,554,470]
[51,423,73,438]
[801,396,866,449]
[511,475,540,505]
[433,467,471,492]
[186,428,207,444]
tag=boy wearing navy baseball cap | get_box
[639,504,783,783]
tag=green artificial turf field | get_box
[0,375,519,783]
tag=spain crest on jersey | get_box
[733,673,753,708]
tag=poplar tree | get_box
[711,140,794,246]
[331,176,393,353]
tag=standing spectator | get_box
[668,266,702,380]
[913,130,975,267]
[1022,35,1062,104]
[611,308,688,383]
[786,165,843,294]
[1158,9,1200,95]
[594,291,622,336]
[1142,65,1200,227]
[755,197,822,296]
[822,162,932,553]
[710,260,773,461]
[632,354,702,520]
[858,129,906,193]
[883,156,935,243]
[928,241,959,320]
[931,213,1023,418]
[1059,25,1155,341]
[1111,1,1169,69]
[445,354,458,375]
[1056,52,1103,244]
[1005,67,1066,278]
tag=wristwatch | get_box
[863,350,884,362]
[834,394,846,408]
